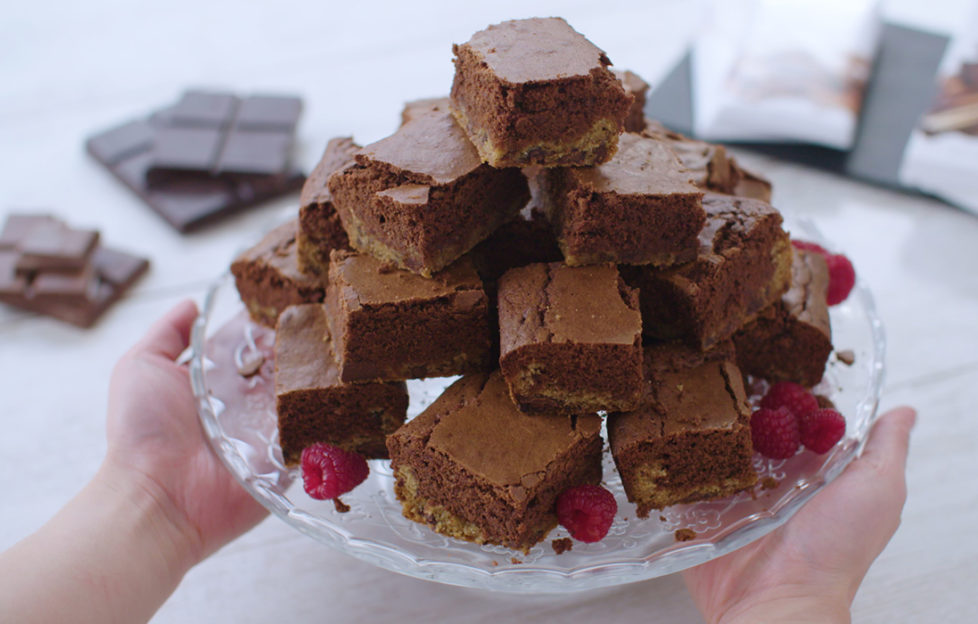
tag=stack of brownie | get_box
[230,17,835,552]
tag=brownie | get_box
[0,214,148,327]
[327,109,529,277]
[469,213,563,287]
[400,97,451,126]
[733,249,833,387]
[387,372,604,552]
[296,137,359,275]
[613,69,650,133]
[733,166,774,203]
[230,220,326,328]
[274,304,408,465]
[608,342,757,517]
[622,192,792,350]
[642,120,741,195]
[497,262,644,414]
[450,17,632,168]
[324,250,491,382]
[544,132,705,267]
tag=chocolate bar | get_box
[148,91,302,181]
[85,91,305,233]
[0,213,149,327]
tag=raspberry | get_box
[799,408,846,454]
[750,407,800,459]
[791,239,828,255]
[760,381,819,418]
[556,484,617,543]
[301,443,369,500]
[824,253,856,306]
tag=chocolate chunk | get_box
[0,213,149,327]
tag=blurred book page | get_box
[693,0,881,149]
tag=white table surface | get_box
[2,1,977,622]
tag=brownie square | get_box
[324,250,491,382]
[327,109,529,277]
[230,220,326,328]
[642,120,774,202]
[296,137,358,276]
[733,248,833,387]
[387,372,604,552]
[400,97,451,126]
[498,262,644,414]
[274,304,408,465]
[544,132,705,267]
[608,342,757,517]
[622,192,792,350]
[450,17,632,167]
[613,69,650,133]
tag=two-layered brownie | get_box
[450,17,632,167]
[327,109,529,277]
[608,342,757,517]
[324,250,491,382]
[230,220,326,327]
[274,304,408,465]
[296,137,359,275]
[497,262,643,414]
[734,248,833,387]
[387,371,604,552]
[622,192,792,349]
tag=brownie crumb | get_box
[761,476,779,491]
[815,394,836,410]
[490,560,498,567]
[659,515,667,522]
[510,557,522,565]
[333,498,351,513]
[674,528,697,542]
[551,538,574,555]
[237,351,264,377]
[836,349,856,365]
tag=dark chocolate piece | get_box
[544,132,705,267]
[608,342,757,517]
[387,371,604,552]
[274,304,408,465]
[85,93,305,233]
[296,137,359,275]
[0,215,149,328]
[733,248,833,387]
[324,250,491,382]
[327,109,529,276]
[230,220,326,328]
[497,262,644,414]
[450,17,632,167]
[148,91,302,179]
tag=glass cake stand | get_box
[189,219,885,593]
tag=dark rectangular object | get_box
[86,105,305,233]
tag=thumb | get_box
[131,299,199,361]
[858,405,916,477]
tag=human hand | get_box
[102,299,267,567]
[682,405,916,624]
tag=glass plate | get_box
[189,218,885,593]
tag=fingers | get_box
[132,299,199,361]
[860,405,916,476]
